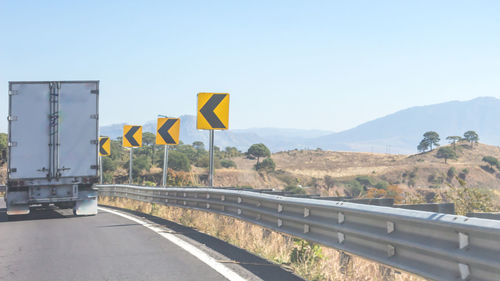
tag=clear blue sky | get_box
[1,0,499,133]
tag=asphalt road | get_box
[0,199,303,281]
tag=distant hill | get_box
[100,115,332,152]
[313,97,500,153]
[100,97,500,153]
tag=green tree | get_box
[175,144,200,163]
[143,132,155,146]
[110,139,127,161]
[155,150,191,172]
[101,157,116,172]
[436,147,457,163]
[142,132,156,165]
[192,153,221,168]
[482,156,499,170]
[446,136,462,150]
[247,143,271,164]
[324,175,336,189]
[422,131,440,151]
[130,154,152,180]
[255,157,276,172]
[417,139,430,152]
[344,180,363,197]
[375,181,388,190]
[167,150,191,172]
[459,168,469,180]
[195,154,209,168]
[355,176,376,186]
[192,141,205,151]
[102,172,113,184]
[0,133,7,162]
[447,167,456,180]
[445,182,495,215]
[224,146,241,158]
[0,133,7,150]
[463,131,479,147]
[220,159,237,168]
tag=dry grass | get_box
[270,144,500,189]
[169,143,500,199]
[99,196,427,281]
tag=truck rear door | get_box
[8,82,51,179]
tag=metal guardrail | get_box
[467,212,500,221]
[98,184,500,281]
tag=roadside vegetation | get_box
[0,133,7,165]
[100,134,245,185]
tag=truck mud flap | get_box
[6,191,30,215]
[74,189,98,216]
[7,204,30,216]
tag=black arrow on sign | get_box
[99,138,109,155]
[200,94,226,129]
[125,126,140,146]
[158,119,177,144]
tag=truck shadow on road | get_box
[101,205,305,281]
[0,206,77,222]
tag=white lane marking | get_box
[98,207,246,281]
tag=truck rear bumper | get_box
[6,184,98,216]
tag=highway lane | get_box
[0,199,303,281]
[0,200,229,281]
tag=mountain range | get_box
[100,97,500,154]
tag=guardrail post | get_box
[339,251,353,277]
[379,265,394,281]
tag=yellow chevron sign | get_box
[99,137,110,156]
[123,125,142,147]
[156,118,180,145]
[197,93,229,130]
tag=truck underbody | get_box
[6,179,98,216]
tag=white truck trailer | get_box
[6,81,99,216]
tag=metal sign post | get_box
[156,116,180,187]
[122,125,142,185]
[162,145,169,187]
[208,130,214,186]
[99,155,103,184]
[129,148,133,184]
